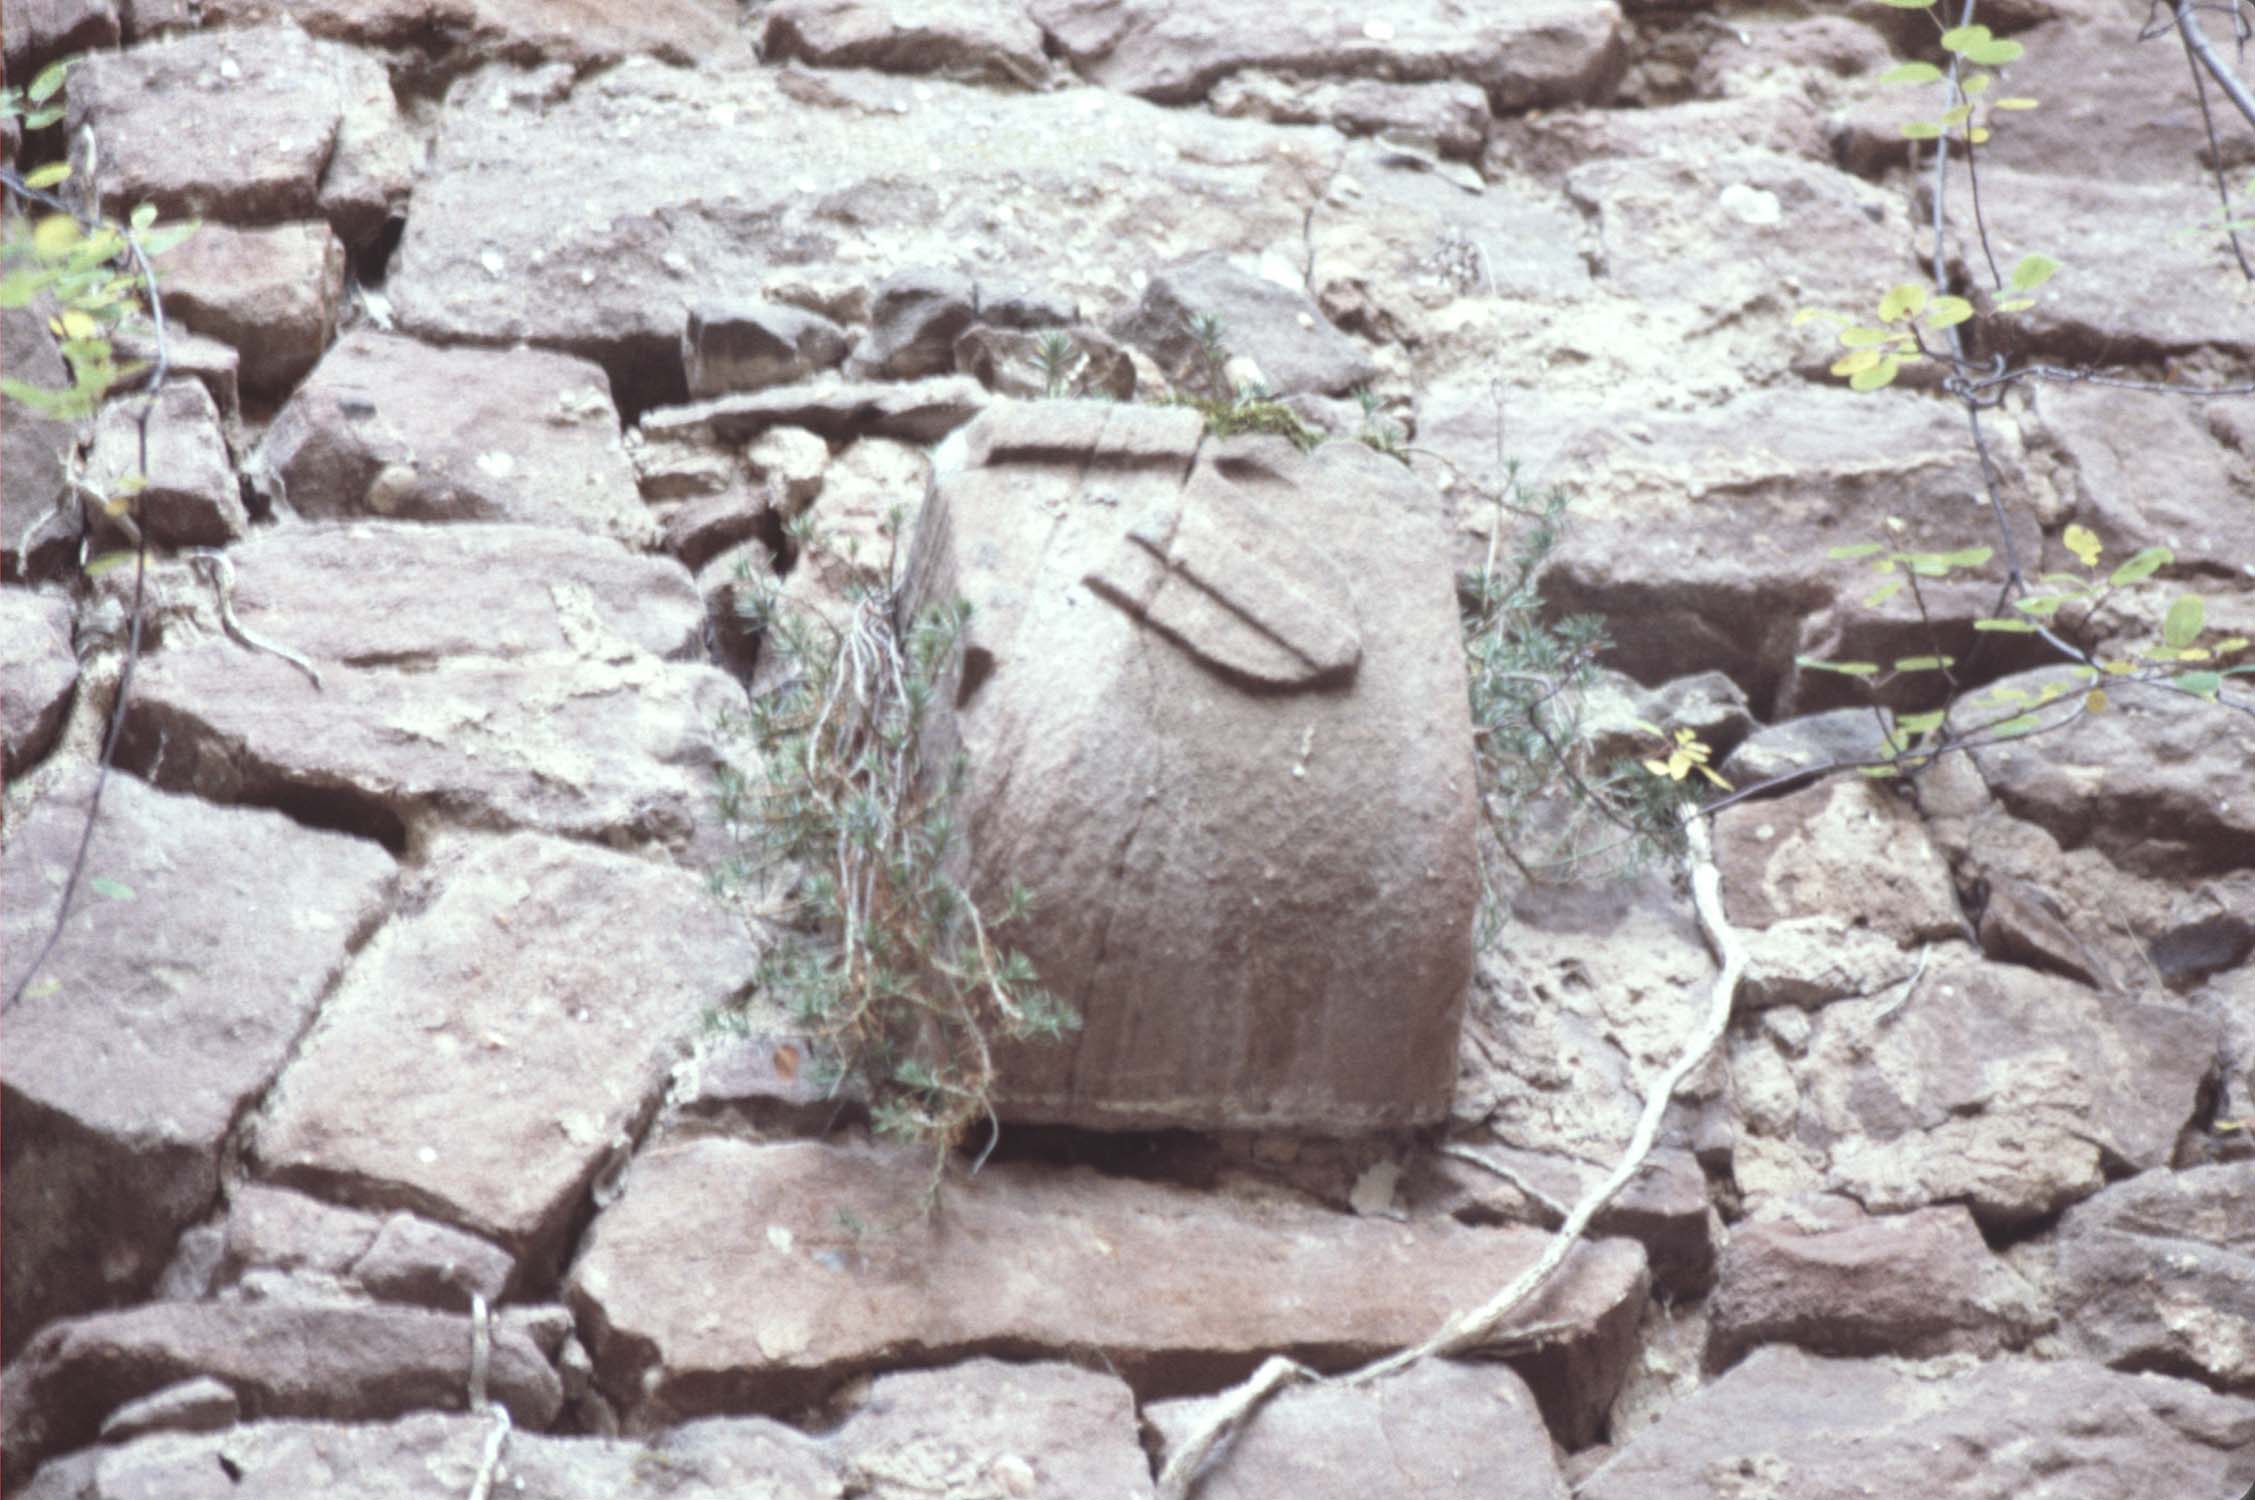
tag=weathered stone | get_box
[1713,778,1962,946]
[4,0,119,80]
[256,832,762,1273]
[2053,1161,2255,1388]
[641,376,987,449]
[1028,0,1626,109]
[216,522,704,668]
[257,331,652,545]
[696,539,776,679]
[111,324,243,452]
[1706,1197,2050,1368]
[1579,1348,2255,1500]
[672,1030,855,1137]
[954,323,1138,400]
[763,0,1051,89]
[743,425,830,517]
[125,0,745,72]
[1413,1143,1714,1298]
[0,589,78,776]
[152,222,346,395]
[834,1360,1152,1499]
[119,644,745,855]
[1732,915,1924,1011]
[22,1360,1148,1498]
[1565,150,1911,362]
[629,427,739,502]
[1,771,395,1362]
[1213,71,1492,159]
[96,1376,238,1445]
[1955,167,2255,364]
[0,1302,561,1484]
[660,490,769,573]
[385,65,1329,407]
[1146,1358,1569,1500]
[1786,951,2217,1224]
[2032,383,2252,572]
[350,1213,517,1311]
[63,26,411,246]
[569,1137,1648,1445]
[898,403,1478,1131]
[683,301,849,398]
[847,268,981,380]
[1115,251,1378,397]
[1471,387,2040,710]
[1719,708,1884,790]
[1974,666,2255,878]
[208,1184,515,1311]
[87,379,244,548]
[2,305,84,582]
[1489,93,1825,178]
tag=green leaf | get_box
[1994,96,2040,110]
[129,202,159,232]
[1838,325,1903,348]
[1938,103,1974,128]
[1940,545,1994,568]
[2162,594,2205,650]
[89,875,135,901]
[22,104,65,129]
[1849,355,1902,391]
[1961,71,1992,95]
[2010,253,2060,291]
[1901,121,1945,140]
[1880,62,1945,84]
[1989,713,2043,738]
[1923,295,1975,328]
[1895,710,1949,735]
[1827,542,1887,560]
[2109,546,2171,586]
[1894,655,1956,672]
[82,550,139,578]
[1941,24,1993,49]
[23,162,71,190]
[134,221,199,258]
[1877,283,1929,322]
[1992,295,2035,312]
[2013,594,2066,617]
[2172,671,2222,698]
[1962,37,2024,64]
[1974,617,2038,633]
[28,59,71,104]
[1863,577,1906,607]
[0,268,55,308]
[1796,657,1880,676]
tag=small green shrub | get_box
[710,512,1075,1192]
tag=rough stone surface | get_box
[847,267,982,380]
[642,376,987,448]
[0,1302,561,1484]
[1973,666,2255,878]
[1747,949,2218,1225]
[255,832,763,1272]
[2032,383,2254,571]
[4,0,119,79]
[1115,251,1379,396]
[570,1137,1649,1445]
[207,1184,515,1310]
[1213,70,1492,158]
[1712,778,1962,946]
[2,305,83,582]
[216,522,704,667]
[96,1376,239,1445]
[16,1360,1150,1499]
[124,0,746,73]
[64,25,411,246]
[152,222,346,395]
[899,402,1477,1131]
[2052,1161,2255,1390]
[118,642,743,856]
[1146,1358,1569,1500]
[1706,1198,2049,1368]
[1,771,395,1362]
[0,588,78,775]
[257,331,651,545]
[87,379,245,548]
[1029,0,1627,108]
[1578,1348,2255,1500]
[762,0,1051,88]
[683,301,850,398]
[954,322,1138,400]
